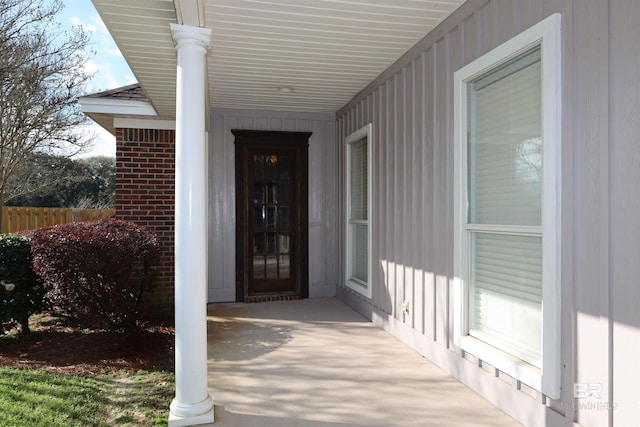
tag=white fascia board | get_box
[79,97,157,117]
[113,118,175,130]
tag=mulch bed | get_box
[0,315,175,375]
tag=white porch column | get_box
[168,23,214,427]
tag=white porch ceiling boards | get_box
[205,0,465,112]
[92,0,465,116]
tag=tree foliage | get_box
[76,156,116,208]
[3,153,115,208]
[0,0,93,204]
[0,234,44,335]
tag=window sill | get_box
[458,335,542,393]
[345,279,371,299]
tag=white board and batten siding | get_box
[336,0,640,426]
[207,109,339,303]
[610,2,640,427]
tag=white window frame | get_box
[345,123,373,298]
[453,14,562,398]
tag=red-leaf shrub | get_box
[30,217,159,330]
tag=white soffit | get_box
[92,0,465,115]
[92,0,178,117]
[205,0,465,112]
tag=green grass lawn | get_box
[0,367,174,427]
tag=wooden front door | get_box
[233,130,310,301]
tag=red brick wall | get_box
[115,128,175,318]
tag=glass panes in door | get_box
[252,155,291,281]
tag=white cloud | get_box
[84,58,100,75]
[106,73,125,90]
[70,15,97,35]
[90,13,109,36]
[60,1,133,158]
[104,47,124,58]
[66,8,133,91]
[73,123,116,159]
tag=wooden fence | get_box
[0,207,115,234]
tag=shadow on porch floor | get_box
[204,298,521,427]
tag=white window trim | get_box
[453,13,562,398]
[345,123,373,299]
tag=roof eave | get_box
[79,97,160,135]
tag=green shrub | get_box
[0,234,44,334]
[30,218,159,330]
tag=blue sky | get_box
[59,1,136,157]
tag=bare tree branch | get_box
[0,0,94,205]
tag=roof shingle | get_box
[85,83,147,102]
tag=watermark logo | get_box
[555,384,618,411]
[574,383,603,399]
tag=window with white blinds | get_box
[350,137,368,283]
[468,49,542,227]
[346,124,372,297]
[453,14,561,398]
[467,48,543,367]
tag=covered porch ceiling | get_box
[91,0,465,118]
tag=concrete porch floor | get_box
[204,298,521,427]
